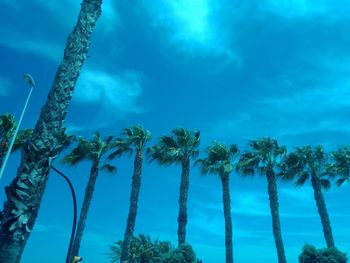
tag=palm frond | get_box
[61,137,91,165]
[295,171,310,186]
[12,129,33,152]
[196,141,237,177]
[100,164,117,174]
[0,113,17,139]
[320,179,331,190]
[336,177,348,187]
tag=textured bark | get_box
[311,173,335,248]
[177,156,190,246]
[120,150,143,262]
[70,159,99,261]
[221,173,233,263]
[266,170,286,263]
[0,1,102,262]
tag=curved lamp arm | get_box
[50,165,82,263]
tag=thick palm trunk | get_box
[220,173,233,263]
[266,170,286,263]
[70,159,99,261]
[311,173,335,248]
[120,150,143,262]
[0,1,102,262]
[177,156,190,246]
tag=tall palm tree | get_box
[327,146,350,186]
[62,132,116,261]
[0,113,33,166]
[283,145,335,248]
[0,1,103,262]
[236,137,287,263]
[195,141,238,263]
[108,125,151,263]
[147,128,200,246]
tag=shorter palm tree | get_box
[108,125,151,263]
[147,128,200,246]
[282,145,335,248]
[327,146,350,186]
[195,141,238,263]
[62,132,116,261]
[236,137,287,263]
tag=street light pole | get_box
[0,74,35,182]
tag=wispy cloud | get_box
[69,69,144,129]
[0,77,11,96]
[32,223,64,233]
[205,57,350,148]
[0,33,63,62]
[280,187,314,204]
[74,69,143,113]
[0,0,119,62]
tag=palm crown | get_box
[0,113,16,140]
[327,146,350,186]
[109,125,151,159]
[62,132,116,173]
[195,141,239,176]
[236,137,286,176]
[282,145,330,189]
[147,128,200,164]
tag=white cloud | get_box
[74,69,143,114]
[0,77,11,96]
[70,69,145,129]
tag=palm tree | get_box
[62,132,116,261]
[283,145,335,248]
[0,113,33,166]
[108,125,151,263]
[147,128,200,246]
[195,141,238,263]
[236,137,287,263]
[327,146,350,186]
[0,1,103,262]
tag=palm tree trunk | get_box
[311,173,335,248]
[0,1,102,262]
[220,173,233,263]
[177,156,190,246]
[266,170,286,263]
[120,150,143,262]
[70,159,99,261]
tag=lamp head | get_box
[23,74,35,88]
[73,256,83,263]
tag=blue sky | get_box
[1,0,350,262]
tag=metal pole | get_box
[51,165,80,263]
[0,84,34,181]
